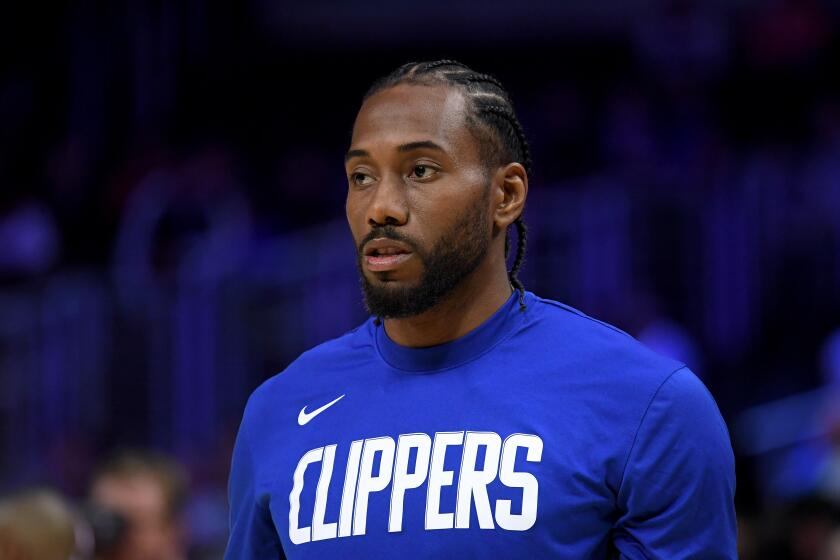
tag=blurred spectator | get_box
[762,496,840,560]
[88,450,188,560]
[822,529,840,560]
[0,489,76,560]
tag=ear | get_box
[491,162,528,231]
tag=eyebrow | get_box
[344,140,447,163]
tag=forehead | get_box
[351,83,475,158]
[92,474,166,516]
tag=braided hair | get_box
[363,60,530,312]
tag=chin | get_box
[366,269,420,286]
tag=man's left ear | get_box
[492,162,528,228]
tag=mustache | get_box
[358,226,421,256]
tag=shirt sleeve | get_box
[224,415,285,559]
[612,367,737,560]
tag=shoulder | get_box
[516,292,703,434]
[530,293,634,339]
[614,367,736,557]
[524,292,684,381]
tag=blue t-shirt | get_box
[226,291,737,559]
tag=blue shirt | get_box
[226,290,737,559]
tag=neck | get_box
[382,255,514,348]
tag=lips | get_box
[363,238,414,272]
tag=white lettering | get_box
[455,431,502,529]
[495,433,543,531]
[289,430,544,545]
[338,439,364,537]
[389,433,432,532]
[312,444,337,541]
[353,437,396,536]
[425,431,465,530]
[289,447,323,545]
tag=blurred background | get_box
[1,0,839,558]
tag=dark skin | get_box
[345,83,528,347]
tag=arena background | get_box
[1,1,840,558]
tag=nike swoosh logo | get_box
[298,394,345,426]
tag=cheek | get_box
[413,181,483,227]
[345,194,365,239]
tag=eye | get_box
[408,164,439,180]
[349,172,374,187]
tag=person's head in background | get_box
[823,529,840,560]
[782,496,840,560]
[0,489,76,560]
[89,449,188,560]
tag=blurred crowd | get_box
[0,449,218,559]
[2,0,840,558]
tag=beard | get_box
[356,191,492,320]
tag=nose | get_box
[367,172,408,227]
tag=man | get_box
[226,60,736,559]
[89,449,189,560]
[0,489,76,560]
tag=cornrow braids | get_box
[510,218,527,311]
[363,60,531,312]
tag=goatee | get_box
[357,195,492,319]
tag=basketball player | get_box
[225,60,737,559]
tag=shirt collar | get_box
[372,290,532,373]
